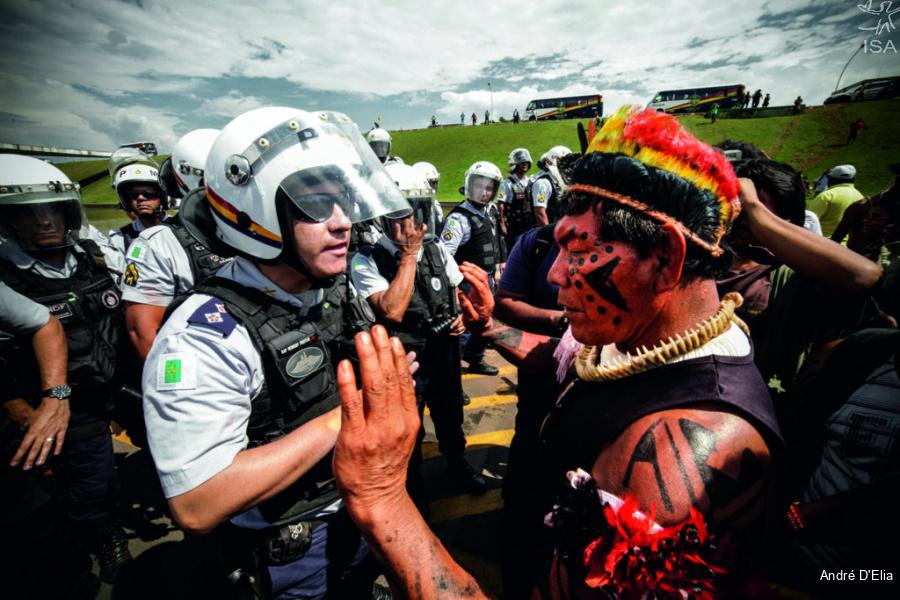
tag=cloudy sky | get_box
[1,0,896,152]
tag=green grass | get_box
[54,158,109,182]
[69,100,898,209]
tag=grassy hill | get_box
[65,99,898,210]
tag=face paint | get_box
[549,211,658,347]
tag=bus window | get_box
[526,102,535,111]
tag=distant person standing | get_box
[431,114,437,127]
[744,91,752,108]
[762,93,770,108]
[752,88,763,108]
[484,110,490,125]
[710,102,720,123]
[808,164,865,238]
[512,108,520,124]
[793,96,804,114]
[847,118,864,144]
[460,111,465,125]
[471,111,477,126]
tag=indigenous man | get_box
[331,106,783,599]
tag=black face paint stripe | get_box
[582,256,631,312]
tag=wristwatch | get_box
[40,384,72,401]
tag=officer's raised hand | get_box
[391,217,427,256]
[333,325,420,523]
[458,262,495,330]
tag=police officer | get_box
[351,163,487,497]
[498,147,534,250]
[365,127,403,165]
[107,157,168,281]
[413,160,446,232]
[0,154,131,584]
[121,128,231,360]
[441,160,502,375]
[142,107,411,599]
[528,145,571,226]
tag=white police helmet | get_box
[546,145,572,165]
[366,128,392,163]
[0,154,85,250]
[507,148,532,173]
[112,163,163,211]
[159,128,220,199]
[201,107,410,262]
[384,162,437,239]
[463,161,502,205]
[107,146,156,182]
[413,161,440,193]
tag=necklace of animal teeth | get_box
[575,292,749,382]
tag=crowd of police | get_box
[0,108,575,599]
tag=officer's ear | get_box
[459,186,465,196]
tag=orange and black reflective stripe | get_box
[206,186,283,249]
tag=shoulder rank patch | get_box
[443,230,454,241]
[187,297,238,336]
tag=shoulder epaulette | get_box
[186,296,238,336]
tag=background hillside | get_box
[59,99,898,231]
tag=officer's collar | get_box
[461,199,488,215]
[221,256,324,309]
[0,238,81,276]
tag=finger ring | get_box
[45,437,55,443]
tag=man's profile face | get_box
[548,208,659,347]
[290,181,353,279]
[514,162,530,177]
[10,204,67,249]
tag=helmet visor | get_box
[0,199,83,250]
[466,174,500,204]
[369,140,390,159]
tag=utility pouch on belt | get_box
[263,520,315,565]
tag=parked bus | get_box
[525,94,603,121]
[648,84,746,114]
[118,141,158,156]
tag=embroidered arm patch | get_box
[187,297,238,336]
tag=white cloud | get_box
[0,0,889,147]
[197,91,265,118]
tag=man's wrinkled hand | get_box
[333,325,420,524]
[458,262,494,330]
[393,218,427,256]
[10,397,70,470]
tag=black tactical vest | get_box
[183,274,373,523]
[528,171,563,222]
[361,240,457,353]
[448,205,498,272]
[0,240,122,392]
[505,175,535,238]
[164,215,233,284]
[118,222,140,252]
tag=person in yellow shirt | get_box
[807,164,864,239]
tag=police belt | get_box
[217,517,326,567]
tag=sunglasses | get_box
[125,189,160,201]
[290,192,355,223]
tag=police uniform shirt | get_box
[142,256,326,500]
[439,199,492,256]
[0,280,50,334]
[498,173,531,206]
[530,176,553,209]
[120,224,193,306]
[106,218,154,280]
[349,235,463,299]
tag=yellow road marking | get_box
[422,428,515,460]
[462,365,516,380]
[429,488,504,523]
[424,393,517,415]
